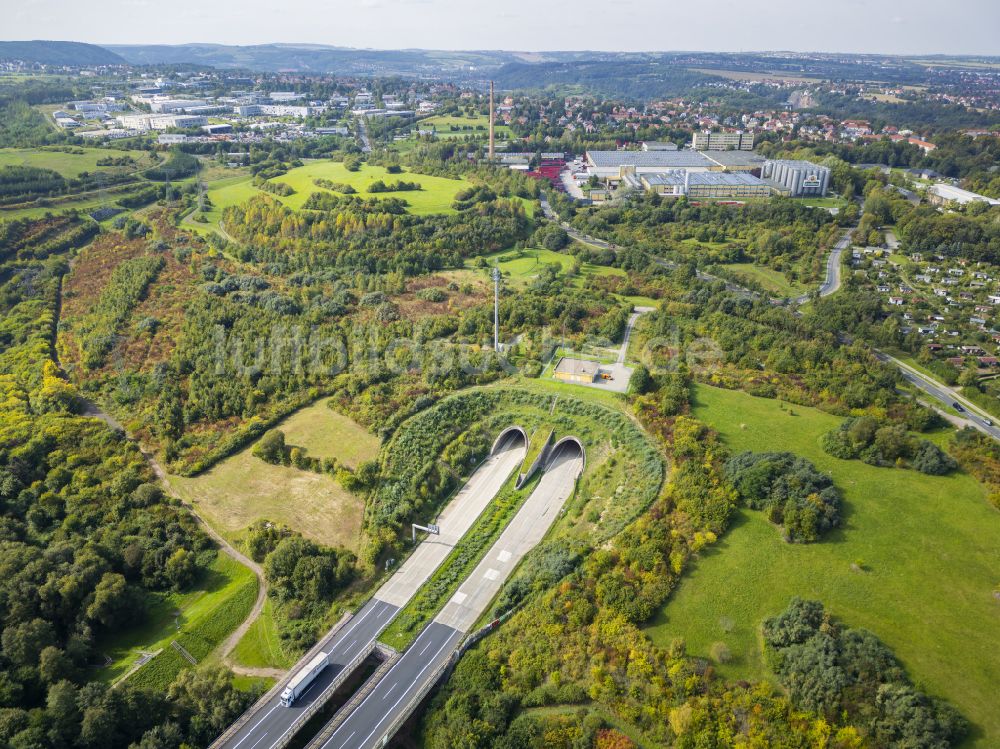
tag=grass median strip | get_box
[378,473,538,651]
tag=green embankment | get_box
[100,552,258,690]
[645,384,1000,747]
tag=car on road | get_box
[984,418,993,426]
[952,402,965,412]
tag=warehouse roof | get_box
[586,150,715,168]
[642,171,766,187]
[702,150,766,168]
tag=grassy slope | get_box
[166,401,376,550]
[726,262,810,298]
[274,161,469,215]
[0,146,151,178]
[97,552,257,683]
[645,384,1000,747]
[230,598,294,669]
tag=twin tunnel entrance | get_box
[491,425,586,478]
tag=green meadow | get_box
[0,146,152,178]
[645,384,1000,747]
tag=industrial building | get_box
[641,141,679,151]
[639,171,773,199]
[692,130,754,151]
[235,104,320,117]
[927,184,1000,207]
[116,114,209,131]
[584,149,765,184]
[585,150,716,181]
[760,159,831,196]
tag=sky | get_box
[6,0,1000,55]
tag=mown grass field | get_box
[166,400,376,550]
[188,161,475,236]
[0,146,153,178]
[415,114,511,139]
[446,247,652,303]
[97,552,257,684]
[273,160,470,215]
[645,384,1000,747]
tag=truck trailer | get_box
[280,651,330,706]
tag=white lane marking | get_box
[265,626,385,749]
[336,731,356,749]
[329,602,381,655]
[484,568,499,581]
[382,682,398,700]
[229,704,279,749]
[418,639,433,656]
[248,734,268,749]
[347,632,460,749]
[497,550,511,563]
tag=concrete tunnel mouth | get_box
[491,425,528,455]
[546,436,586,472]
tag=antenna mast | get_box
[492,265,501,351]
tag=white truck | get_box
[280,651,330,706]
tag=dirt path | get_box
[53,251,270,674]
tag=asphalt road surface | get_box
[214,434,527,749]
[375,435,527,606]
[313,442,585,749]
[219,599,399,749]
[875,352,1000,440]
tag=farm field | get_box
[0,146,153,177]
[97,552,257,684]
[645,384,1000,747]
[166,400,376,550]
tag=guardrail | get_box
[208,610,354,749]
[306,644,400,749]
[371,612,517,748]
[271,640,381,749]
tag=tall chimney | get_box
[488,80,495,160]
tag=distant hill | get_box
[0,40,125,66]
[107,43,529,77]
[494,60,722,99]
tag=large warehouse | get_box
[585,150,716,181]
[639,171,773,199]
[760,159,831,197]
[584,149,766,183]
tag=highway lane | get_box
[214,434,527,749]
[220,599,399,749]
[312,622,463,749]
[313,441,585,749]
[375,435,527,606]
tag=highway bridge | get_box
[212,428,528,749]
[308,438,585,749]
